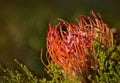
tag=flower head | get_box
[46,11,113,77]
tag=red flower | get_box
[46,11,113,77]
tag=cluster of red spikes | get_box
[45,11,113,76]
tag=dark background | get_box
[0,0,120,76]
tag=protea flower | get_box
[45,11,113,82]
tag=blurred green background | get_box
[0,0,120,76]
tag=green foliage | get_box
[91,40,120,83]
[40,61,80,83]
[0,59,41,83]
[0,59,79,83]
